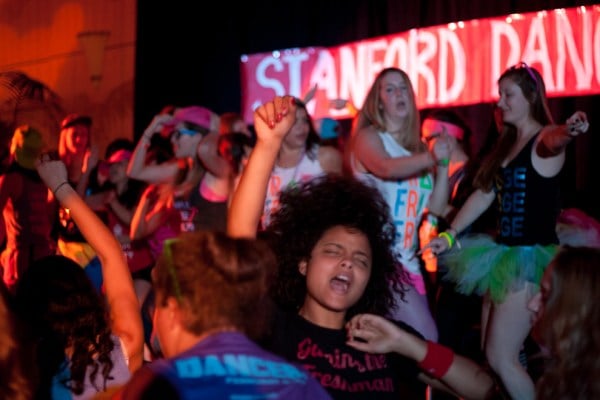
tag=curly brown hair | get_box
[14,255,115,397]
[263,173,404,319]
[0,281,33,400]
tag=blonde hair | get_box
[354,67,424,153]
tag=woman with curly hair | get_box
[528,246,600,400]
[116,230,332,399]
[14,155,143,399]
[228,95,494,399]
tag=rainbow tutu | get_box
[438,234,558,303]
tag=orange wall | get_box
[0,0,136,158]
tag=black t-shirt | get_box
[264,309,426,400]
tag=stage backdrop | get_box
[241,5,600,122]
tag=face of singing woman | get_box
[299,225,372,316]
[379,71,413,120]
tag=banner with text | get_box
[240,5,600,122]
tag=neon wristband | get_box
[418,340,455,379]
[438,231,455,248]
[437,158,449,167]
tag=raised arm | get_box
[74,144,99,197]
[197,132,232,178]
[425,130,452,216]
[36,155,144,372]
[127,114,179,184]
[346,314,495,400]
[227,96,297,238]
[130,184,166,241]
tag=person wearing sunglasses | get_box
[127,105,217,250]
[425,62,590,399]
[128,105,214,186]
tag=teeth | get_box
[335,275,350,282]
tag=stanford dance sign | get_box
[240,5,600,122]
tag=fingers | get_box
[255,96,286,128]
[254,95,296,129]
[422,238,446,255]
[567,111,590,134]
[36,151,60,168]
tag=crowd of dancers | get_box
[0,63,598,400]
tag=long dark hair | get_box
[293,98,321,159]
[474,64,553,191]
[15,256,115,397]
[0,281,33,400]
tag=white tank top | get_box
[353,132,433,274]
[261,149,324,228]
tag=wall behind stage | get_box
[0,0,137,159]
[135,0,600,219]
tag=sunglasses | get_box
[172,127,200,140]
[510,61,538,89]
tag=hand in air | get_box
[253,95,297,143]
[36,152,68,191]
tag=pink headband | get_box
[422,119,465,141]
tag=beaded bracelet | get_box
[52,181,69,196]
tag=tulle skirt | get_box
[438,234,558,303]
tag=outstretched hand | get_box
[566,111,589,136]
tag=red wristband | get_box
[418,340,454,379]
